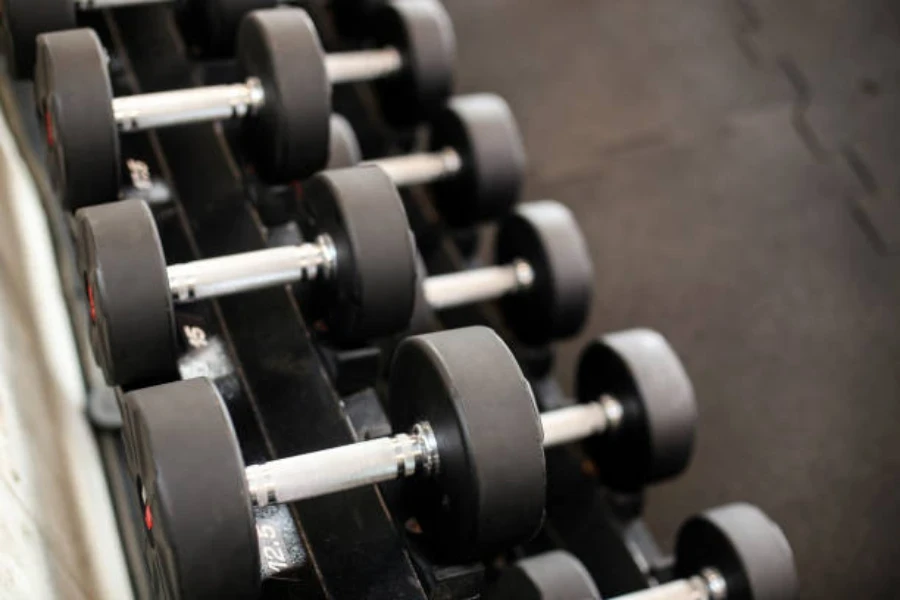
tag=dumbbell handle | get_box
[362,148,463,188]
[326,48,404,85]
[541,396,623,448]
[110,46,402,133]
[167,235,335,303]
[613,569,727,600]
[113,78,265,133]
[244,400,622,508]
[75,0,170,8]
[246,423,439,507]
[423,259,535,311]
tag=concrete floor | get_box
[444,1,900,597]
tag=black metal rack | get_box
[0,4,673,598]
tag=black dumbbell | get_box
[532,329,695,491]
[121,326,548,598]
[573,328,697,490]
[417,200,593,345]
[328,93,526,227]
[121,325,698,597]
[548,328,697,490]
[3,0,452,76]
[34,4,453,209]
[186,0,452,60]
[488,504,798,600]
[77,166,416,389]
[2,0,222,78]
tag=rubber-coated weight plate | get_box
[431,94,526,226]
[327,114,362,169]
[331,0,386,36]
[488,551,601,600]
[34,29,120,210]
[486,561,544,600]
[372,0,455,128]
[676,504,798,600]
[495,201,593,345]
[408,253,440,334]
[576,329,697,491]
[0,0,76,79]
[388,327,545,560]
[76,200,178,389]
[238,8,330,182]
[300,166,416,341]
[197,0,275,55]
[121,378,259,600]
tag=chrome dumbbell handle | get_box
[109,47,402,133]
[613,569,727,600]
[325,47,404,85]
[423,259,535,311]
[113,78,265,133]
[244,398,627,510]
[167,235,336,303]
[540,397,624,448]
[246,423,439,507]
[362,147,463,188]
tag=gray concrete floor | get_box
[444,1,900,597]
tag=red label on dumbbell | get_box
[86,279,97,323]
[44,109,54,147]
[144,505,154,531]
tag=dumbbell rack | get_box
[1,4,672,599]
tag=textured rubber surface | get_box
[238,8,330,182]
[430,94,526,226]
[121,378,259,600]
[676,504,798,600]
[407,252,440,334]
[300,166,416,341]
[485,564,543,600]
[372,0,455,128]
[519,551,601,600]
[197,0,275,55]
[34,29,120,210]
[576,328,696,491]
[388,327,545,560]
[330,0,388,36]
[495,201,593,345]
[327,114,362,169]
[76,200,178,389]
[0,0,76,79]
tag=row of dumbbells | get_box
[4,0,398,77]
[123,326,796,599]
[25,4,584,391]
[32,2,468,213]
[3,3,799,600]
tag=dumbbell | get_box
[122,326,548,598]
[122,325,698,597]
[487,504,798,600]
[3,0,451,76]
[77,166,416,389]
[418,200,593,345]
[557,328,698,490]
[328,93,526,226]
[34,3,453,209]
[181,0,429,56]
[1,0,166,78]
